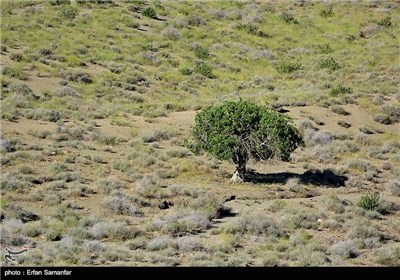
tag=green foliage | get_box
[195,62,215,79]
[275,60,303,74]
[236,23,270,38]
[357,193,382,212]
[76,0,113,4]
[180,67,192,75]
[49,0,70,5]
[318,57,341,71]
[2,66,28,80]
[194,46,209,60]
[280,12,298,24]
[329,85,352,96]
[317,44,333,54]
[60,6,78,19]
[378,17,391,27]
[142,7,156,18]
[320,6,334,18]
[190,100,303,169]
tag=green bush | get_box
[49,0,70,5]
[236,23,270,37]
[357,193,381,212]
[189,100,303,181]
[60,6,78,19]
[195,62,215,78]
[318,57,341,71]
[180,68,192,75]
[2,66,28,80]
[378,17,391,27]
[280,12,298,24]
[194,46,209,60]
[275,60,303,74]
[142,7,156,18]
[317,44,333,54]
[329,85,352,96]
[320,6,334,17]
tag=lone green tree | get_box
[189,100,303,182]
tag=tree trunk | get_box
[230,164,246,183]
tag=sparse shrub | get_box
[161,27,181,41]
[60,5,78,19]
[209,8,226,20]
[10,53,23,62]
[54,86,78,97]
[50,0,70,5]
[318,57,341,71]
[358,193,382,212]
[39,48,52,57]
[309,145,336,163]
[147,235,174,251]
[142,7,156,18]
[345,176,363,188]
[329,240,358,258]
[332,106,350,116]
[359,126,374,134]
[0,219,27,246]
[84,240,107,254]
[280,12,298,24]
[345,159,377,173]
[49,163,68,175]
[73,71,92,84]
[187,14,206,26]
[377,17,391,27]
[289,229,312,246]
[286,177,301,192]
[112,161,132,173]
[338,120,351,128]
[180,68,192,75]
[329,85,352,97]
[373,114,392,125]
[1,138,21,152]
[195,62,215,78]
[304,129,334,145]
[135,175,160,198]
[236,23,270,37]
[98,177,124,194]
[227,214,283,237]
[320,6,334,17]
[325,194,345,214]
[374,246,400,266]
[102,194,141,216]
[91,222,134,241]
[25,109,61,122]
[2,65,28,80]
[382,105,400,123]
[9,83,35,99]
[154,211,211,235]
[166,149,189,158]
[142,129,174,143]
[275,60,303,74]
[61,70,92,84]
[176,236,203,252]
[362,237,381,249]
[19,165,35,175]
[387,180,400,197]
[317,44,333,54]
[193,46,209,59]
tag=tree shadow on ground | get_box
[246,169,348,188]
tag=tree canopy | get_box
[189,100,303,182]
